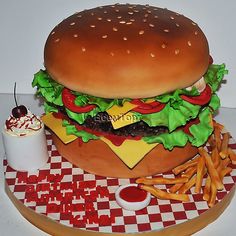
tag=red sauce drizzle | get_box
[119,186,147,202]
[5,114,42,132]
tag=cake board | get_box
[3,130,236,235]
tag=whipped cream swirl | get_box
[5,110,43,136]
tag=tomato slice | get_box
[182,118,200,135]
[62,88,97,113]
[180,84,212,106]
[131,99,166,114]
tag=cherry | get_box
[11,82,28,118]
[12,105,28,118]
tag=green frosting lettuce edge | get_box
[32,64,227,149]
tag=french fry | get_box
[140,184,189,202]
[221,157,231,169]
[211,147,220,168]
[172,156,199,175]
[169,183,183,193]
[169,166,197,193]
[208,183,217,208]
[228,147,236,165]
[178,175,197,194]
[208,167,232,208]
[220,132,230,159]
[136,176,189,185]
[213,120,224,131]
[208,134,216,149]
[198,148,224,190]
[195,156,206,193]
[214,126,222,151]
[181,166,197,179]
[203,175,211,201]
[220,167,232,179]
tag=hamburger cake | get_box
[32,4,228,178]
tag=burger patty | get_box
[83,112,168,137]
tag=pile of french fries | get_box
[136,121,236,208]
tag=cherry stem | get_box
[14,82,18,107]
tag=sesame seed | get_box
[90,25,95,28]
[123,37,128,41]
[188,41,192,46]
[164,29,169,32]
[128,11,134,15]
[195,31,198,35]
[119,20,126,24]
[81,47,86,52]
[113,27,118,31]
[192,22,196,25]
[130,19,135,22]
[134,9,139,13]
[91,12,94,16]
[97,17,102,20]
[154,15,158,18]
[73,34,78,37]
[150,53,155,58]
[51,31,55,35]
[176,23,180,27]
[77,15,82,18]
[175,49,180,55]
[104,10,107,14]
[149,23,155,27]
[107,18,112,22]
[161,44,166,48]
[147,10,152,13]
[102,35,108,39]
[111,5,115,8]
[139,30,145,35]
[117,16,122,19]
[115,9,119,12]
[144,13,149,17]
[170,16,175,20]
[54,38,60,43]
[126,21,132,25]
[126,49,131,54]
[70,22,76,26]
[143,19,147,22]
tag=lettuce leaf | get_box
[143,108,214,150]
[62,120,98,142]
[141,101,201,132]
[204,64,228,92]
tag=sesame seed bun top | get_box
[44,4,209,98]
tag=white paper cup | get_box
[2,126,49,172]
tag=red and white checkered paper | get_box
[3,130,236,233]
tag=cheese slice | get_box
[110,111,140,129]
[41,113,77,144]
[101,137,159,168]
[106,101,137,120]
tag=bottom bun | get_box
[52,133,198,178]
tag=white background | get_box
[0,1,236,236]
[0,0,235,107]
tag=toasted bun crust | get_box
[52,133,198,178]
[44,4,209,98]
